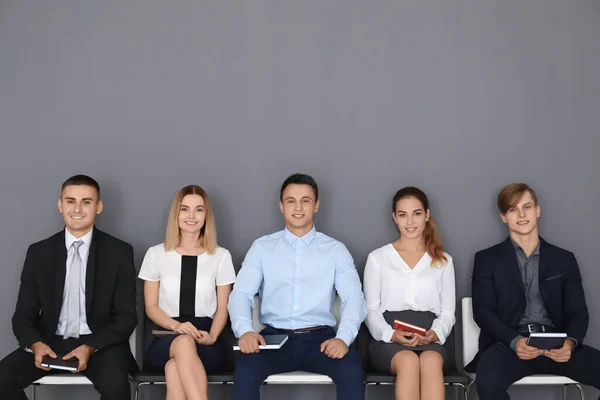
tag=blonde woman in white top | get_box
[139,185,236,400]
[364,187,455,400]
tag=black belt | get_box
[518,323,554,335]
[273,325,330,334]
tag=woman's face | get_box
[178,194,206,234]
[393,196,430,239]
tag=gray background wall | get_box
[1,0,599,399]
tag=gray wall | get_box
[1,0,599,399]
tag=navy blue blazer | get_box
[468,237,589,369]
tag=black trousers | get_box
[476,342,600,400]
[0,336,133,400]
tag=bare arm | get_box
[209,284,232,340]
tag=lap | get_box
[0,348,57,386]
[369,340,448,375]
[146,334,227,373]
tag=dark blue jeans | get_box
[232,326,365,400]
[476,342,600,400]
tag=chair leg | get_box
[466,380,475,400]
[31,385,36,400]
[574,383,585,400]
[563,384,568,400]
[453,382,468,400]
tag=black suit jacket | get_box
[468,237,589,369]
[11,228,138,355]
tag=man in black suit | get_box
[469,183,600,399]
[0,175,138,400]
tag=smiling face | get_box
[58,184,103,237]
[279,183,319,236]
[392,196,430,239]
[178,194,206,235]
[500,191,540,237]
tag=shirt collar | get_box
[510,237,540,256]
[65,228,93,250]
[284,225,317,246]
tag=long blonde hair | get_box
[164,185,218,254]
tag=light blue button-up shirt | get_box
[228,226,366,346]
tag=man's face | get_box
[500,191,540,237]
[58,185,103,237]
[279,184,319,235]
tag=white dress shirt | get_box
[138,244,236,318]
[364,243,456,344]
[56,229,93,336]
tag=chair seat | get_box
[33,374,92,385]
[467,373,579,385]
[264,371,333,384]
[133,369,233,384]
[365,371,470,385]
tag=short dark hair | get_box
[280,173,318,201]
[497,183,537,214]
[61,175,100,197]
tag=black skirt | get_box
[369,310,450,374]
[145,316,227,373]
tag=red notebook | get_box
[393,320,427,336]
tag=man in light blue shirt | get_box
[229,173,366,400]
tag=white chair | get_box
[251,294,342,385]
[30,331,137,400]
[461,297,585,400]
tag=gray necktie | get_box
[64,240,84,339]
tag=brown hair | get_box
[393,187,447,267]
[164,185,218,254]
[497,183,538,214]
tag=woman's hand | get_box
[173,321,202,340]
[196,330,216,345]
[416,330,439,346]
[392,330,419,347]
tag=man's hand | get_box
[63,345,95,373]
[545,339,575,363]
[238,332,265,354]
[515,337,542,360]
[416,330,439,346]
[320,338,348,359]
[392,330,419,347]
[31,341,57,371]
[196,330,216,346]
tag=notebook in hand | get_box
[526,332,567,350]
[41,355,78,372]
[152,330,178,337]
[233,334,289,350]
[393,320,427,336]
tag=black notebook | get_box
[526,332,567,350]
[233,334,289,350]
[41,355,78,372]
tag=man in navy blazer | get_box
[469,183,600,399]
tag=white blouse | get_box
[138,244,236,318]
[364,244,456,344]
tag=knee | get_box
[165,358,177,375]
[333,355,364,382]
[392,350,420,375]
[476,363,509,394]
[233,355,269,385]
[419,351,443,370]
[95,374,130,399]
[170,334,196,355]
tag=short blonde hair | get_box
[164,185,218,254]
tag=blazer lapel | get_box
[54,231,68,314]
[85,229,98,315]
[501,237,525,293]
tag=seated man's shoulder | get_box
[541,238,574,258]
[475,241,507,258]
[27,230,64,252]
[95,229,133,252]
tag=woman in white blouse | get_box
[364,187,455,400]
[138,185,236,400]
